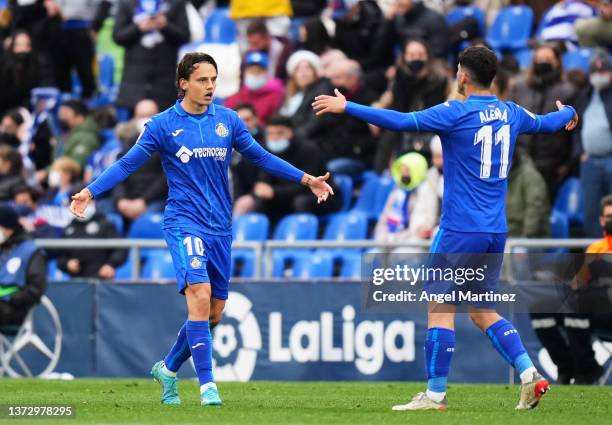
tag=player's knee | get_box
[209,312,223,329]
[469,312,488,330]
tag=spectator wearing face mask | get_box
[0,204,47,327]
[509,44,578,202]
[372,38,449,173]
[574,48,612,238]
[231,104,264,213]
[0,30,48,116]
[0,109,25,149]
[56,197,128,280]
[53,100,100,172]
[0,145,26,202]
[235,115,340,222]
[375,143,442,244]
[225,51,285,126]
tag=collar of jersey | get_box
[466,95,498,102]
[173,100,216,123]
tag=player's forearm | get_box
[345,101,417,132]
[536,106,576,133]
[88,145,150,198]
[241,141,304,183]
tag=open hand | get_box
[556,100,579,131]
[303,172,334,204]
[312,89,347,116]
[70,188,92,218]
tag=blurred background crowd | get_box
[0,0,611,280]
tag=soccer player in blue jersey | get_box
[313,46,579,411]
[70,53,334,407]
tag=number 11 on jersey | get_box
[474,124,511,179]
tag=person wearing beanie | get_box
[0,204,47,327]
[279,50,333,134]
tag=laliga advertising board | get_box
[42,280,531,382]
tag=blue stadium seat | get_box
[550,209,570,239]
[106,212,124,235]
[232,214,269,278]
[204,8,237,44]
[446,6,486,37]
[339,251,362,280]
[233,213,269,241]
[128,212,164,239]
[563,48,594,73]
[553,177,584,225]
[334,174,353,212]
[141,249,176,280]
[486,6,534,52]
[293,251,334,279]
[47,259,69,281]
[98,54,115,90]
[271,214,319,278]
[114,255,134,280]
[514,48,534,70]
[352,175,394,221]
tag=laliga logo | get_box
[212,291,261,381]
[269,305,415,375]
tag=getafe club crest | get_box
[190,257,203,269]
[215,122,229,138]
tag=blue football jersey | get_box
[132,101,300,235]
[408,95,555,233]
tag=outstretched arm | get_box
[522,101,579,134]
[312,89,450,132]
[238,139,334,204]
[70,145,150,218]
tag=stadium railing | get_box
[36,238,597,280]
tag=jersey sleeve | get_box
[410,101,460,134]
[511,102,576,135]
[135,118,162,156]
[344,100,459,134]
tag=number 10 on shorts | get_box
[183,236,205,256]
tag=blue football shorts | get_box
[164,227,232,300]
[423,228,507,309]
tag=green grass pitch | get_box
[0,379,610,425]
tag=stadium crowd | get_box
[0,0,610,278]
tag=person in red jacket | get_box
[225,51,284,125]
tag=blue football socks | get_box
[425,327,456,399]
[164,321,191,373]
[186,320,214,385]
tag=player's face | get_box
[181,63,217,107]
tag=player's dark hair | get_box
[600,194,612,216]
[234,103,257,116]
[176,52,218,98]
[458,46,498,88]
[246,19,269,36]
[61,99,89,117]
[266,115,293,129]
